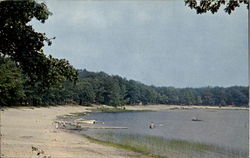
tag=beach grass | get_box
[82,133,164,158]
[59,106,248,158]
[85,132,248,158]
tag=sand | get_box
[0,106,148,158]
[1,105,247,158]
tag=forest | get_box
[57,69,249,107]
[1,59,248,107]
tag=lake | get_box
[74,109,249,157]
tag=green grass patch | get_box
[81,133,164,158]
[87,132,248,158]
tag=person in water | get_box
[149,122,155,129]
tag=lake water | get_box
[76,109,249,156]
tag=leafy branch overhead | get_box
[0,0,78,105]
[185,0,249,14]
[0,0,78,88]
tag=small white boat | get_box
[76,120,96,124]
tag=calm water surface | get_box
[80,109,249,153]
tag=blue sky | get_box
[33,0,248,88]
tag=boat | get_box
[75,119,96,124]
[192,117,202,121]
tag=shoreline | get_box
[0,105,148,158]
[61,104,249,158]
[1,104,248,158]
[125,104,249,111]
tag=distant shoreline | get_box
[124,104,249,111]
[1,104,248,111]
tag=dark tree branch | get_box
[185,0,249,14]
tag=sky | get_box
[32,0,248,88]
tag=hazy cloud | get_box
[33,0,248,87]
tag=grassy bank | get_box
[84,132,248,158]
[81,133,163,158]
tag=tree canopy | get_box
[0,58,25,105]
[0,0,77,85]
[185,0,249,14]
[56,69,248,107]
[0,0,77,105]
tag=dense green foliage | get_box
[1,67,247,106]
[0,58,25,105]
[47,69,248,107]
[0,0,78,106]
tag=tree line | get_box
[70,69,249,107]
[2,64,247,107]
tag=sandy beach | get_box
[0,106,148,158]
[0,105,248,158]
